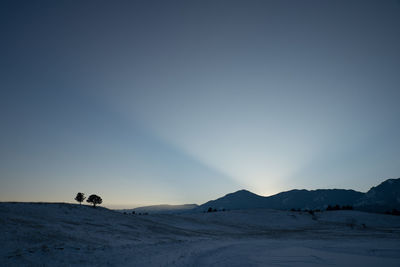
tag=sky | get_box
[1,0,399,208]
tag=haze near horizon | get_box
[1,0,400,208]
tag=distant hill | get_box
[356,178,400,212]
[198,189,363,212]
[128,178,400,214]
[199,190,267,211]
[198,178,400,214]
[120,204,198,214]
[263,189,364,210]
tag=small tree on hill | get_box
[87,194,102,208]
[75,192,86,205]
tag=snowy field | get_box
[1,203,400,266]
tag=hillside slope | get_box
[266,189,364,210]
[1,202,400,266]
[199,178,400,213]
[199,190,267,211]
[356,178,400,212]
[199,189,364,211]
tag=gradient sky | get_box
[1,0,399,208]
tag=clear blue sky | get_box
[1,0,399,208]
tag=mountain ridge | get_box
[130,178,400,214]
[198,178,400,213]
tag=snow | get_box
[1,202,400,266]
[119,204,199,214]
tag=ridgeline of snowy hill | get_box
[119,204,198,214]
[199,189,267,211]
[1,202,400,266]
[130,178,399,214]
[198,189,364,212]
[197,178,400,213]
[356,178,400,212]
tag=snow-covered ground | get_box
[1,203,400,266]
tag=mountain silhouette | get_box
[131,178,400,214]
[356,178,400,212]
[200,190,268,210]
[199,189,363,211]
[198,178,400,213]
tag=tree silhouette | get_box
[75,192,86,205]
[87,194,102,208]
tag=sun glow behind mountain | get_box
[99,64,399,197]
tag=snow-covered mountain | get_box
[263,189,364,210]
[199,189,363,211]
[356,178,400,212]
[129,178,399,214]
[199,178,400,213]
[199,189,267,211]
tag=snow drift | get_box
[1,202,400,266]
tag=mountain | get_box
[120,204,198,214]
[356,178,400,212]
[198,178,400,213]
[265,189,364,210]
[125,178,400,214]
[199,189,363,211]
[199,190,268,211]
